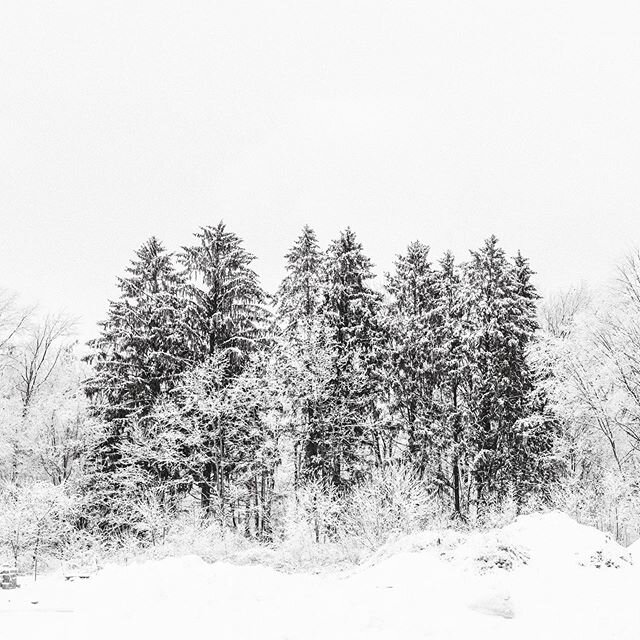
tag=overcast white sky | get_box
[1,1,639,338]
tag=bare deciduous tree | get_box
[540,283,591,338]
[5,315,75,483]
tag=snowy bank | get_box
[1,511,639,639]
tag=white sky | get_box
[1,1,639,339]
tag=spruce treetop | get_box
[386,241,438,315]
[277,225,324,331]
[179,221,268,363]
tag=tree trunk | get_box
[451,385,462,516]
[200,461,213,514]
[453,457,461,515]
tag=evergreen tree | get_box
[322,228,383,485]
[178,222,269,509]
[434,251,467,514]
[84,224,556,533]
[384,241,441,474]
[275,226,335,483]
[461,236,540,511]
[179,222,268,370]
[507,252,557,504]
[277,225,324,334]
[121,347,281,534]
[87,237,191,471]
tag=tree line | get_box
[2,223,639,571]
[86,222,554,535]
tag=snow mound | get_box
[3,512,640,639]
[501,511,632,568]
[371,529,464,563]
[372,510,631,576]
[467,588,515,619]
[627,536,640,563]
[457,531,530,573]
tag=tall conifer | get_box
[275,226,334,483]
[322,228,382,484]
[88,237,190,470]
[178,222,268,509]
[179,222,268,369]
[384,241,441,473]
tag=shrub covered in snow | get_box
[0,481,76,577]
[340,465,442,552]
[501,511,632,569]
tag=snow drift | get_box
[1,511,639,639]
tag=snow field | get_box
[1,511,639,640]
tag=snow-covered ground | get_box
[2,512,639,639]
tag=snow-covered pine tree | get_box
[384,241,441,475]
[275,226,336,483]
[434,250,468,514]
[221,351,281,538]
[277,225,324,333]
[507,251,558,505]
[87,237,191,472]
[461,236,541,512]
[322,228,383,485]
[178,222,269,511]
[140,348,280,534]
[179,222,268,368]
